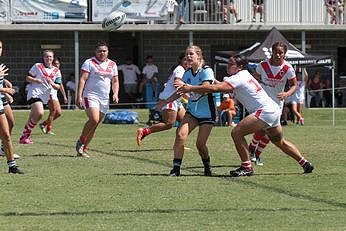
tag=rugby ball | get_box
[102,11,126,31]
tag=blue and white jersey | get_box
[182,66,216,119]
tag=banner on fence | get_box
[11,0,87,22]
[0,0,10,23]
[92,0,169,22]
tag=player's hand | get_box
[156,99,167,111]
[5,88,15,95]
[76,97,83,109]
[5,94,13,104]
[277,92,288,100]
[0,64,9,77]
[176,84,190,95]
[113,95,119,104]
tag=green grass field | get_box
[0,108,345,231]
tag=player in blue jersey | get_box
[158,45,216,177]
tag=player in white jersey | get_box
[177,55,314,177]
[19,50,62,145]
[137,52,189,146]
[39,57,67,135]
[75,41,119,158]
[248,42,298,165]
[289,69,308,125]
[0,56,23,173]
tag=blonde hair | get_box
[186,45,205,68]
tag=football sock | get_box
[79,136,87,144]
[255,136,270,158]
[46,125,52,132]
[173,158,182,168]
[142,128,152,137]
[298,157,307,167]
[202,156,211,168]
[7,160,16,168]
[241,160,252,170]
[249,132,263,153]
[22,120,36,137]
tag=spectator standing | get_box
[65,73,76,109]
[307,71,323,107]
[223,0,242,23]
[75,41,119,158]
[252,0,264,22]
[118,57,141,104]
[325,0,344,24]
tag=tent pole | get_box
[332,66,335,126]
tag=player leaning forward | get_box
[75,41,119,158]
[177,55,314,177]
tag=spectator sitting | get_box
[223,0,242,24]
[217,93,237,127]
[177,0,187,24]
[138,55,159,101]
[252,0,264,23]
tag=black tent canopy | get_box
[215,27,333,67]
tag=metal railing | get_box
[179,0,345,25]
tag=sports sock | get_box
[142,128,152,136]
[79,136,87,144]
[241,160,252,170]
[173,158,182,168]
[21,120,36,138]
[202,156,211,168]
[255,136,270,158]
[298,157,307,167]
[249,132,263,153]
[7,160,16,168]
[46,125,52,132]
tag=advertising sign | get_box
[0,0,10,23]
[11,0,87,22]
[92,0,169,22]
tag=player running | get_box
[75,41,119,158]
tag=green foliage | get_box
[0,109,345,230]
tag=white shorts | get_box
[290,95,304,105]
[83,95,109,114]
[50,91,59,101]
[253,109,281,127]
[161,99,184,112]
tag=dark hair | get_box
[232,54,248,70]
[53,57,61,63]
[95,41,108,49]
[170,52,186,73]
[146,55,153,60]
[272,42,287,54]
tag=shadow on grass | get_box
[31,141,346,209]
[0,206,343,217]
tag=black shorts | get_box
[27,97,43,105]
[186,111,216,125]
[1,97,9,106]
